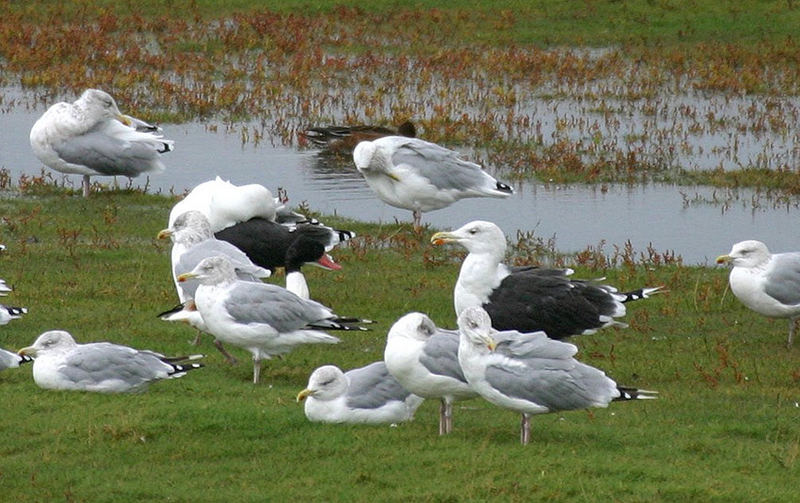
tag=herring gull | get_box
[384,312,477,435]
[431,220,660,339]
[457,307,657,444]
[177,256,369,384]
[296,361,424,424]
[0,347,32,371]
[716,240,800,348]
[157,210,271,362]
[29,89,173,197]
[18,330,203,392]
[352,136,513,230]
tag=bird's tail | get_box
[308,317,373,332]
[167,361,205,378]
[615,387,659,401]
[2,305,27,318]
[619,286,664,303]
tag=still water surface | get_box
[1,90,796,266]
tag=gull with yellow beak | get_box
[18,330,203,393]
[716,240,800,348]
[30,88,173,197]
[432,220,660,339]
[457,307,657,445]
[296,362,424,424]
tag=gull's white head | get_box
[19,330,77,357]
[431,220,507,256]
[77,89,124,121]
[457,306,497,352]
[296,365,347,402]
[158,210,213,245]
[177,256,237,286]
[352,140,378,170]
[387,312,438,343]
[716,240,771,269]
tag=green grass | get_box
[1,186,799,501]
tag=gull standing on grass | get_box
[432,220,660,338]
[456,307,657,445]
[296,362,424,424]
[157,210,272,363]
[178,256,369,384]
[384,312,478,435]
[30,88,173,197]
[717,240,800,348]
[353,136,513,231]
[18,330,203,393]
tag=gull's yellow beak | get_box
[117,114,133,127]
[430,231,455,246]
[296,388,313,402]
[715,254,731,265]
[177,272,197,283]
[485,336,497,352]
[157,228,172,240]
[18,346,37,357]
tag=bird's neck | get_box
[286,271,310,300]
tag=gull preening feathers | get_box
[353,136,513,230]
[30,88,173,197]
[384,312,478,435]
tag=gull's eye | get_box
[469,228,478,234]
[320,379,334,386]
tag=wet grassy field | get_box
[2,2,800,501]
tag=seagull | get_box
[302,120,417,155]
[0,347,32,372]
[177,256,368,384]
[29,88,173,197]
[352,136,513,230]
[296,362,424,424]
[716,240,800,348]
[0,280,10,296]
[384,312,478,435]
[157,210,271,362]
[0,304,27,326]
[17,330,203,393]
[457,307,657,444]
[431,220,660,339]
[167,177,282,233]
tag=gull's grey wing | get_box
[764,252,800,306]
[390,139,495,191]
[484,357,617,412]
[223,282,330,332]
[493,330,579,360]
[177,240,269,280]
[418,329,469,383]
[58,343,168,388]
[345,361,414,409]
[53,126,162,177]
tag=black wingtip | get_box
[496,181,514,194]
[616,387,659,401]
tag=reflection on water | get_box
[1,89,798,266]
